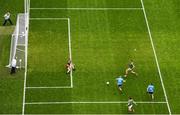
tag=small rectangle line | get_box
[30,18,69,20]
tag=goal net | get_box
[7,13,29,69]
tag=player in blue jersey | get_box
[124,60,138,77]
[116,76,124,93]
[147,83,155,100]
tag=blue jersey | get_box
[147,85,154,93]
[117,77,123,85]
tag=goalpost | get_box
[7,0,29,69]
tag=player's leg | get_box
[124,68,130,77]
[71,64,75,71]
[118,87,122,92]
[8,19,13,25]
[148,92,154,100]
[3,20,7,26]
[132,106,135,112]
[128,105,133,112]
[10,67,13,74]
[14,67,16,73]
[10,67,15,74]
[67,66,71,73]
[128,106,131,112]
[131,70,138,76]
[151,93,154,100]
[118,85,122,92]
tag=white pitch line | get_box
[22,71,27,114]
[26,86,72,89]
[30,7,143,10]
[30,18,69,20]
[22,0,30,114]
[140,0,172,114]
[25,101,167,105]
[67,18,73,88]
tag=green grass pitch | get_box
[0,0,180,114]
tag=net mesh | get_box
[7,13,27,68]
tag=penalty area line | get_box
[25,101,167,105]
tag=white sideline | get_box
[25,101,167,105]
[140,0,171,114]
[30,7,143,10]
[26,86,72,89]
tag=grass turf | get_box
[26,2,166,114]
[0,0,180,114]
[0,0,24,113]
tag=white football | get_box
[106,82,109,85]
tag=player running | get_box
[147,83,155,100]
[127,97,137,113]
[116,76,124,93]
[66,59,75,74]
[124,60,138,77]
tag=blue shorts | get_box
[148,92,153,94]
[118,84,122,87]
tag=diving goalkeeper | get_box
[66,59,75,74]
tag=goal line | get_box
[30,7,143,10]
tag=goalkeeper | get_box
[66,59,75,74]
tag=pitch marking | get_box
[25,101,167,105]
[30,7,143,10]
[26,86,72,89]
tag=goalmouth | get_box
[6,13,29,69]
